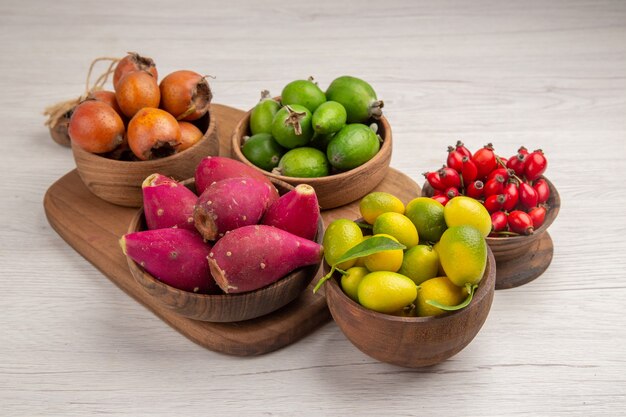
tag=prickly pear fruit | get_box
[208,225,323,293]
[262,184,320,240]
[193,177,279,240]
[142,174,197,231]
[120,228,219,293]
[194,156,272,195]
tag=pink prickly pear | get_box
[193,177,278,241]
[121,228,219,293]
[194,156,272,195]
[262,184,320,240]
[208,225,323,293]
[142,174,197,231]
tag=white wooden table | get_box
[2,1,625,415]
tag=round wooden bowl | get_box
[422,176,560,289]
[125,178,324,323]
[230,108,392,210]
[49,112,72,147]
[325,247,496,368]
[73,109,218,208]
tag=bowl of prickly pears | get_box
[421,142,561,288]
[64,52,219,207]
[314,191,496,368]
[230,75,392,209]
[121,157,325,322]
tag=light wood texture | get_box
[44,102,419,354]
[3,1,626,415]
[72,109,218,207]
[44,169,330,355]
[44,164,418,353]
[326,248,496,367]
[127,178,325,323]
[231,110,393,209]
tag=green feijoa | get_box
[327,124,380,171]
[281,78,326,113]
[312,101,347,134]
[309,132,336,151]
[326,76,383,124]
[271,104,314,149]
[250,91,281,135]
[276,147,329,178]
[241,133,286,171]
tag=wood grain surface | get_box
[43,103,420,354]
[2,0,626,416]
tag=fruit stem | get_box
[284,105,306,135]
[425,283,477,311]
[495,155,524,183]
[313,266,335,294]
[369,100,384,119]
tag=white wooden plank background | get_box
[1,0,625,415]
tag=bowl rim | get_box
[325,244,496,324]
[72,106,217,165]
[230,104,392,185]
[125,176,324,302]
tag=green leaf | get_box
[312,236,405,294]
[334,236,406,265]
[425,284,477,311]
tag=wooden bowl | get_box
[422,176,560,289]
[325,247,496,368]
[125,178,324,322]
[230,107,392,210]
[73,109,218,207]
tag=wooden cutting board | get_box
[44,103,421,356]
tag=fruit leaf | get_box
[312,236,406,293]
[425,284,477,311]
[334,236,406,265]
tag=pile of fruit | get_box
[423,142,550,236]
[66,52,213,160]
[316,192,491,317]
[242,76,384,178]
[120,157,323,294]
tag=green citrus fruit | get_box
[363,234,403,272]
[277,147,329,178]
[443,196,492,237]
[416,276,468,317]
[241,133,286,171]
[357,271,417,314]
[359,192,404,224]
[312,101,347,134]
[373,212,419,249]
[398,244,440,285]
[323,219,364,270]
[250,94,281,135]
[326,76,382,123]
[404,197,447,243]
[281,79,326,113]
[437,225,487,286]
[340,266,369,302]
[271,104,314,149]
[326,124,380,171]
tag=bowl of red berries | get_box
[421,142,560,289]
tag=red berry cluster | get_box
[423,141,549,236]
